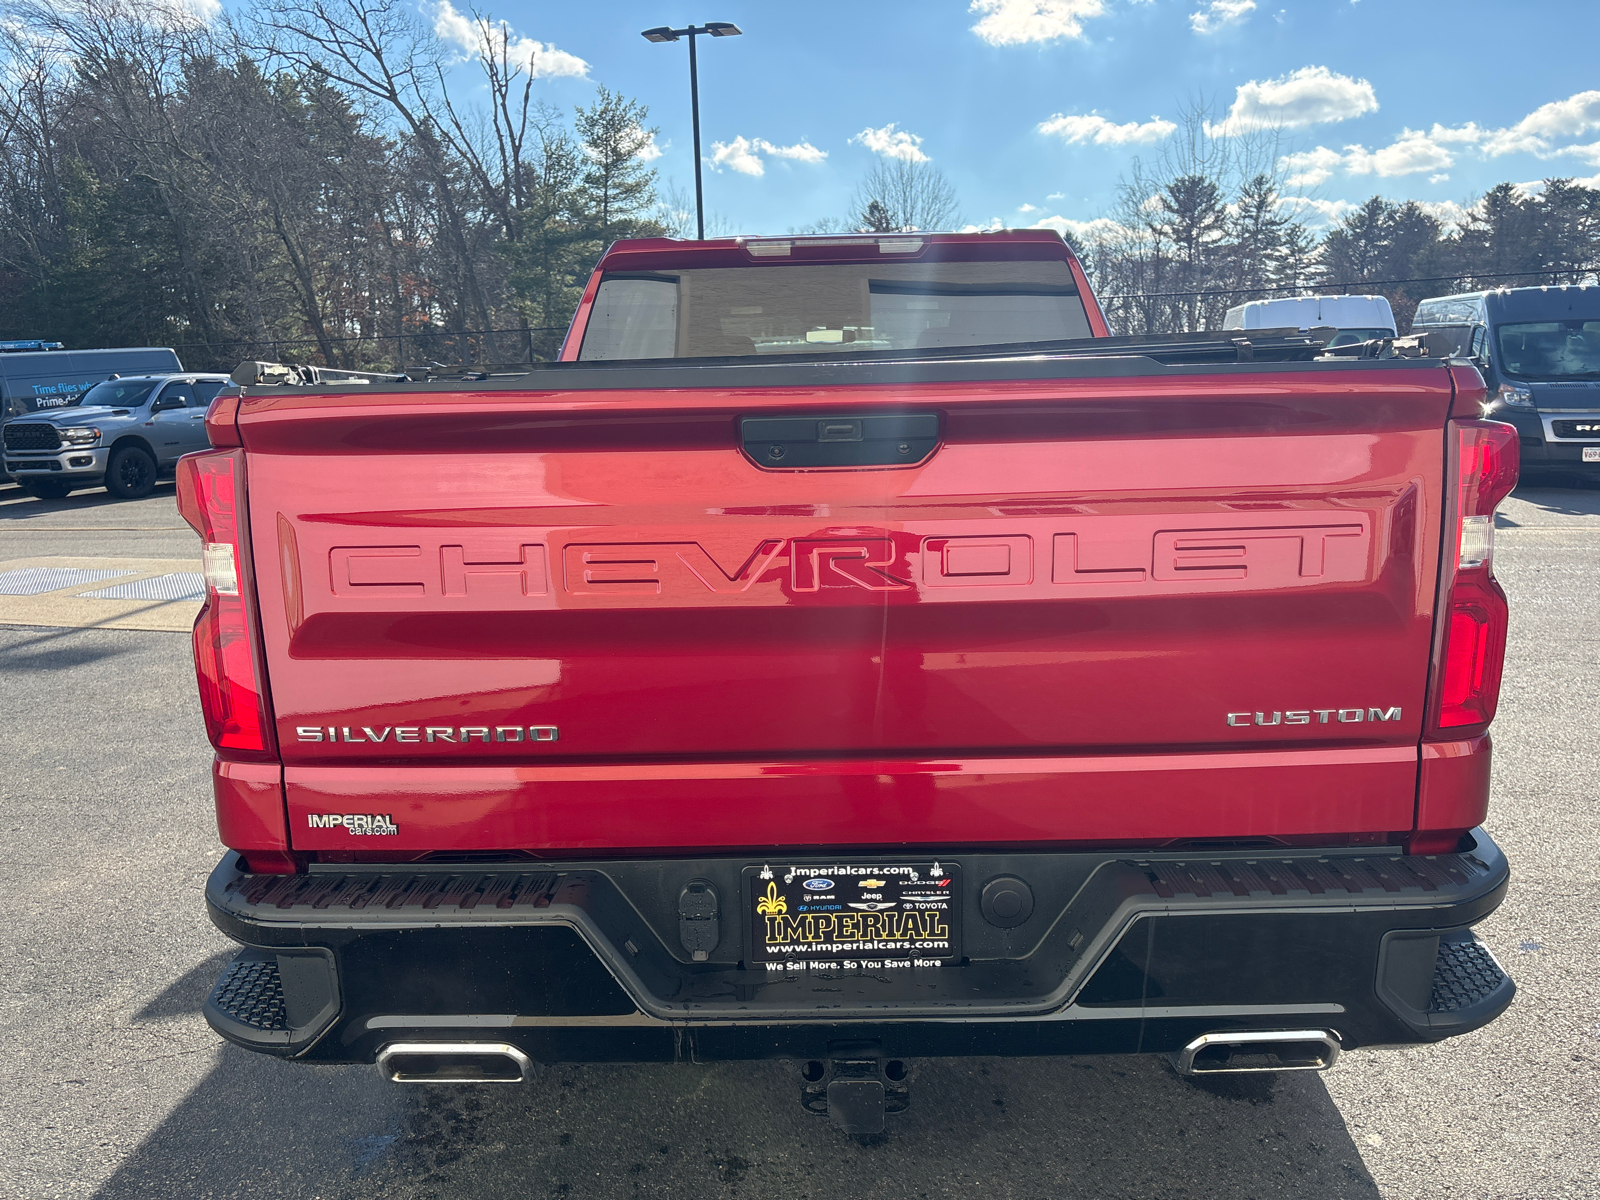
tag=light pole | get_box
[641,22,742,240]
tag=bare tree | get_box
[849,159,959,232]
[1099,97,1313,333]
[256,0,501,350]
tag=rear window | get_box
[577,260,1091,361]
[1422,324,1476,356]
[1414,298,1482,326]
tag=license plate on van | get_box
[1583,447,1600,462]
[744,861,961,970]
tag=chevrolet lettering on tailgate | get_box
[314,514,1372,610]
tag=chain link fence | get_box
[170,326,568,375]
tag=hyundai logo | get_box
[803,878,834,891]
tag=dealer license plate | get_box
[745,861,961,971]
[1583,447,1600,463]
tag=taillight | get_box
[176,450,276,760]
[1429,420,1518,734]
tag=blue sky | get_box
[434,0,1600,236]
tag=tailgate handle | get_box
[741,412,940,469]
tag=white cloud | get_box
[705,136,827,177]
[636,131,664,162]
[1344,128,1454,177]
[432,1,588,78]
[1190,0,1255,35]
[850,124,930,162]
[1017,203,1040,213]
[118,0,220,27]
[1281,128,1456,185]
[1564,141,1600,167]
[1208,65,1378,136]
[1369,94,1600,164]
[1030,214,1129,241]
[1270,92,1600,191]
[1417,200,1470,231]
[1038,112,1177,145]
[968,0,1107,45]
[1278,196,1356,229]
[759,139,828,163]
[1484,90,1600,156]
[172,0,221,23]
[1046,191,1066,200]
[1279,145,1344,187]
[1429,122,1485,144]
[707,137,766,176]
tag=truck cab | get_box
[1413,286,1600,482]
[2,372,230,499]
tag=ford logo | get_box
[803,878,834,891]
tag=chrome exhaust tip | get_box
[1175,1029,1341,1076]
[377,1042,535,1084]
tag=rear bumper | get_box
[203,831,1514,1065]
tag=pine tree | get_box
[575,87,659,238]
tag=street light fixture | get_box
[641,22,743,240]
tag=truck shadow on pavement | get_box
[0,480,174,516]
[1504,482,1600,519]
[0,625,139,671]
[90,1046,1381,1199]
[132,951,235,1022]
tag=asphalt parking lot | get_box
[1,477,1597,1199]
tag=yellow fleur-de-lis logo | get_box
[755,881,786,915]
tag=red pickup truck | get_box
[185,231,1516,1136]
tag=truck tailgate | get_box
[238,362,1451,853]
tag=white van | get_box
[1223,296,1397,347]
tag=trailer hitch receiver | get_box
[799,1054,910,1138]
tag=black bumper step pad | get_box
[220,852,1493,925]
[203,946,342,1056]
[1139,853,1486,901]
[209,954,288,1032]
[1431,936,1509,1014]
[224,869,560,915]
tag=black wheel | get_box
[22,480,73,500]
[105,445,157,498]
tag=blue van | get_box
[0,343,184,484]
[1412,286,1600,481]
[0,343,184,418]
